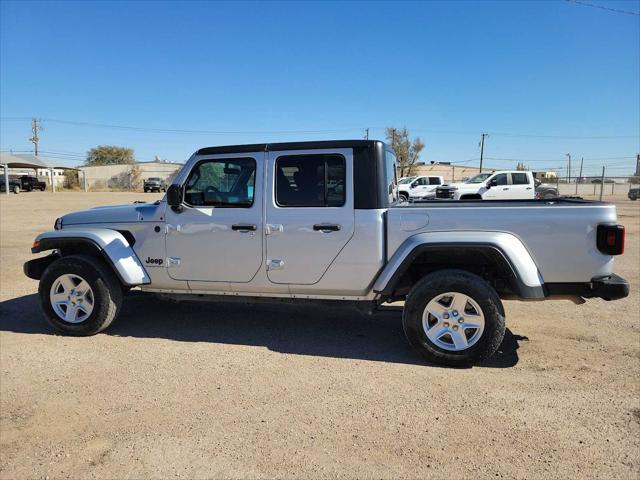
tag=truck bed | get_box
[387,198,617,284]
[398,198,602,208]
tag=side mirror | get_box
[166,184,183,210]
[411,181,418,188]
[487,179,498,188]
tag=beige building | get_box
[533,170,558,180]
[410,163,495,183]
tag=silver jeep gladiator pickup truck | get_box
[24,140,629,366]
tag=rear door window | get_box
[511,173,530,185]
[428,177,442,185]
[275,154,345,207]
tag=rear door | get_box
[509,172,535,199]
[265,148,354,285]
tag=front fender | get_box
[373,231,545,299]
[30,228,150,286]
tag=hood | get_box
[61,202,165,226]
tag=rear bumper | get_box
[545,274,630,301]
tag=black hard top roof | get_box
[196,139,386,155]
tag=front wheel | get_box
[39,255,123,335]
[12,185,20,194]
[402,269,505,367]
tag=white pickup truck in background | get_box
[398,175,444,201]
[435,171,535,200]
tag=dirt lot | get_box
[1,192,639,479]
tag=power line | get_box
[13,118,365,135]
[484,156,635,162]
[566,0,640,17]
[1,117,637,139]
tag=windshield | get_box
[398,176,416,185]
[465,173,492,184]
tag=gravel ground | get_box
[1,192,638,479]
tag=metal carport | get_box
[0,152,69,194]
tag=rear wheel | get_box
[12,185,20,194]
[402,269,505,366]
[39,255,123,335]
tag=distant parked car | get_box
[591,178,615,184]
[436,171,535,200]
[18,175,47,192]
[0,176,21,194]
[143,177,166,193]
[398,175,444,201]
[628,188,639,201]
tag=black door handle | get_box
[232,224,257,231]
[313,224,341,232]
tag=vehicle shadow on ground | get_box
[0,294,526,368]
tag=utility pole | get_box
[599,166,605,201]
[364,128,369,140]
[391,128,396,145]
[576,157,583,196]
[565,153,571,186]
[635,153,640,177]
[479,133,488,173]
[29,118,43,156]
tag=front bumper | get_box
[546,274,630,301]
[24,252,61,280]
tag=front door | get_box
[265,148,355,285]
[483,173,510,199]
[164,153,263,283]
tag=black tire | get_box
[399,193,409,202]
[38,254,123,336]
[402,269,505,367]
[12,185,20,194]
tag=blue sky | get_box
[1,0,638,176]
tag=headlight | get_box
[449,186,458,191]
[54,217,63,230]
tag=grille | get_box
[436,188,454,199]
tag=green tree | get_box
[85,145,134,166]
[385,127,425,177]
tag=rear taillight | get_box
[597,224,625,255]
